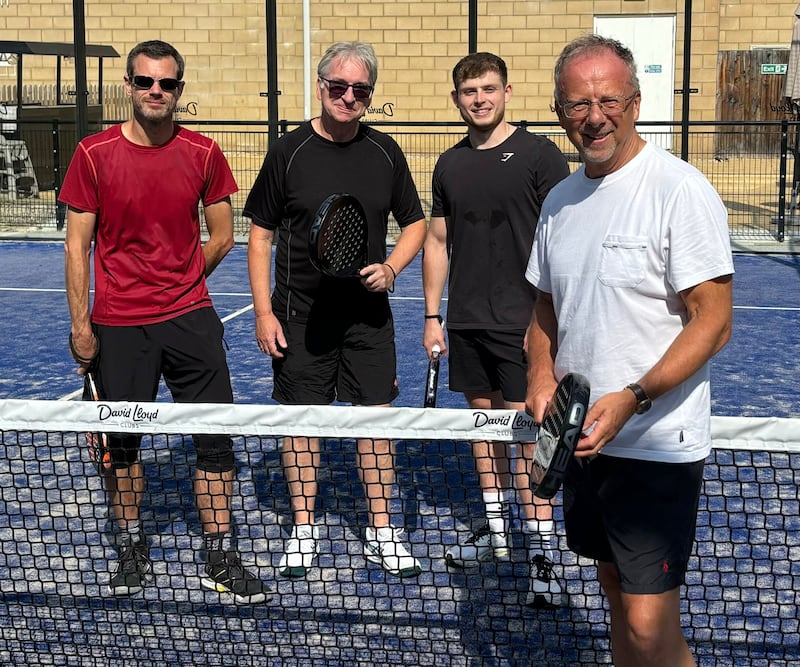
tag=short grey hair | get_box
[317,41,378,88]
[553,34,639,103]
[127,40,185,80]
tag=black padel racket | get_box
[83,369,112,473]
[308,193,368,278]
[423,344,441,408]
[530,372,590,499]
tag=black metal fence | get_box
[2,119,799,245]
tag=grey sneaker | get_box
[108,536,152,596]
[445,523,508,568]
[278,524,319,577]
[526,553,563,608]
[364,526,421,577]
[201,550,271,604]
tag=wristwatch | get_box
[625,383,652,414]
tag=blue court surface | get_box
[1,241,799,415]
[0,240,799,667]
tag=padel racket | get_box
[423,344,441,408]
[530,372,590,499]
[83,368,112,473]
[308,193,368,278]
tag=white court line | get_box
[0,287,70,293]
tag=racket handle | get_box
[424,345,441,408]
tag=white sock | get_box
[524,519,555,560]
[483,490,510,536]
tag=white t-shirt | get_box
[526,142,734,463]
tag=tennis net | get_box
[0,399,798,667]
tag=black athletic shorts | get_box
[447,328,527,402]
[272,313,399,406]
[92,307,234,471]
[563,454,705,595]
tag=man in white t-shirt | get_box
[525,35,734,667]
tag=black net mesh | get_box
[0,402,798,666]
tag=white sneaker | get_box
[526,553,563,607]
[445,523,509,568]
[278,524,319,577]
[363,526,422,578]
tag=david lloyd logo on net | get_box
[472,411,536,437]
[95,403,160,428]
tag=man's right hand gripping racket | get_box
[423,344,441,408]
[530,373,590,499]
[308,193,369,278]
[83,367,112,473]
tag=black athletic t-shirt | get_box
[431,128,569,329]
[244,121,424,322]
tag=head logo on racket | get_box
[530,372,590,499]
[308,193,369,278]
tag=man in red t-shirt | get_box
[61,39,269,604]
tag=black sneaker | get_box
[108,537,152,596]
[200,550,271,604]
[526,553,564,608]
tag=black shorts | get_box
[563,454,705,595]
[91,307,234,471]
[272,314,399,406]
[447,328,527,402]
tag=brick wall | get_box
[0,0,796,123]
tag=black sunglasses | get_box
[130,75,183,92]
[320,76,373,101]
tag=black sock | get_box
[120,522,143,546]
[203,532,231,555]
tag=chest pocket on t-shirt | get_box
[598,235,647,288]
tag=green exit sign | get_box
[761,64,788,75]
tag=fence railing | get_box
[1,118,799,245]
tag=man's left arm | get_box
[202,196,235,277]
[577,274,733,456]
[360,218,427,293]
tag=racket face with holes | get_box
[530,372,590,499]
[308,193,369,278]
[83,370,112,473]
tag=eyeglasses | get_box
[557,92,638,119]
[319,76,373,101]
[130,75,183,92]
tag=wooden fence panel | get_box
[716,49,791,156]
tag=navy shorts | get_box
[563,454,705,595]
[447,328,527,402]
[272,312,399,406]
[91,307,234,472]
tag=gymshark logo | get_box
[501,152,514,162]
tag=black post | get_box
[778,118,788,242]
[680,0,692,161]
[72,0,89,141]
[265,0,279,147]
[14,53,22,139]
[468,0,478,53]
[54,119,66,231]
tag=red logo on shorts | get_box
[662,560,670,573]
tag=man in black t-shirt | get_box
[245,41,426,579]
[422,52,570,607]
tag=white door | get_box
[594,15,676,150]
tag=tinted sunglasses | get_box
[320,76,373,101]
[130,75,183,92]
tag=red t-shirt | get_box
[59,124,238,325]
